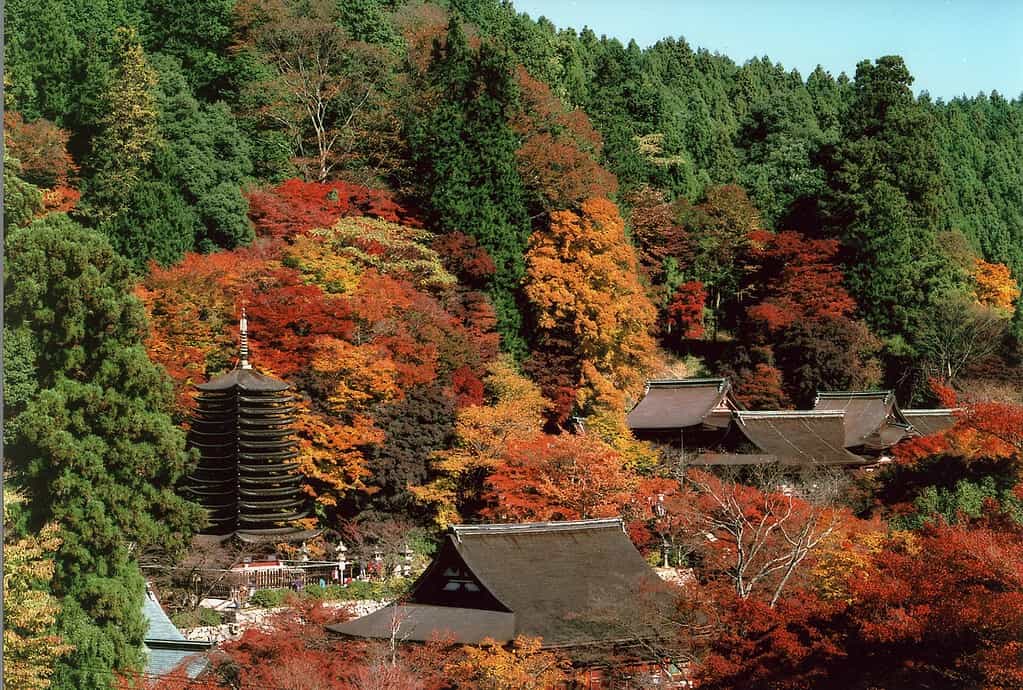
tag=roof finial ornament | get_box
[239,306,251,370]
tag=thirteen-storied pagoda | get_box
[186,310,308,536]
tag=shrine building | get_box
[328,518,681,674]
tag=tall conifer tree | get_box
[4,215,203,689]
[409,18,531,356]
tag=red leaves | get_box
[246,179,420,240]
[141,208,501,513]
[511,68,618,211]
[665,281,706,339]
[849,524,1023,679]
[482,433,637,523]
[3,111,77,189]
[746,230,856,333]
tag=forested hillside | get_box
[5,0,1023,687]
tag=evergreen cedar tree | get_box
[5,214,203,689]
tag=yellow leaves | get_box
[3,489,72,690]
[449,635,571,690]
[812,529,919,602]
[413,356,547,527]
[310,336,401,412]
[287,218,456,295]
[285,235,361,294]
[525,198,657,417]
[292,400,379,506]
[436,357,547,472]
[973,258,1021,313]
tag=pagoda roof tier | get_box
[196,368,290,393]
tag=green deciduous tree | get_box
[3,146,44,228]
[4,214,203,689]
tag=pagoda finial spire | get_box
[239,306,251,370]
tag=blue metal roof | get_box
[142,587,212,679]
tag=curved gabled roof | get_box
[902,409,959,436]
[735,410,868,465]
[814,390,913,450]
[627,378,736,431]
[329,518,676,648]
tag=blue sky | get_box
[512,0,1023,101]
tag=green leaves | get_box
[409,20,530,356]
[5,216,203,686]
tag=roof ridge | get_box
[451,518,624,537]
[816,390,893,398]
[903,408,960,414]
[644,377,727,388]
[739,410,845,418]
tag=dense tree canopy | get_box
[4,215,203,688]
[5,1,1023,686]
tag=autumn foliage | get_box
[246,178,420,241]
[483,434,637,523]
[524,198,658,417]
[511,68,618,212]
[141,184,493,516]
[972,258,1021,313]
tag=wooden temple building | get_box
[628,380,959,468]
[185,310,319,564]
[329,518,682,681]
[626,378,744,450]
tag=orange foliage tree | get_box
[524,198,657,419]
[482,433,638,523]
[140,207,497,516]
[972,257,1020,313]
[446,636,572,690]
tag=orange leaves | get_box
[972,258,1020,313]
[847,524,1023,681]
[3,111,77,189]
[447,635,572,690]
[483,433,637,523]
[524,198,657,414]
[666,280,707,339]
[412,356,547,527]
[678,469,852,606]
[309,337,401,412]
[292,402,378,504]
[141,211,498,514]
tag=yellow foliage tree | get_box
[448,636,572,690]
[524,198,658,416]
[812,529,918,602]
[3,490,73,689]
[411,356,548,527]
[973,258,1021,313]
